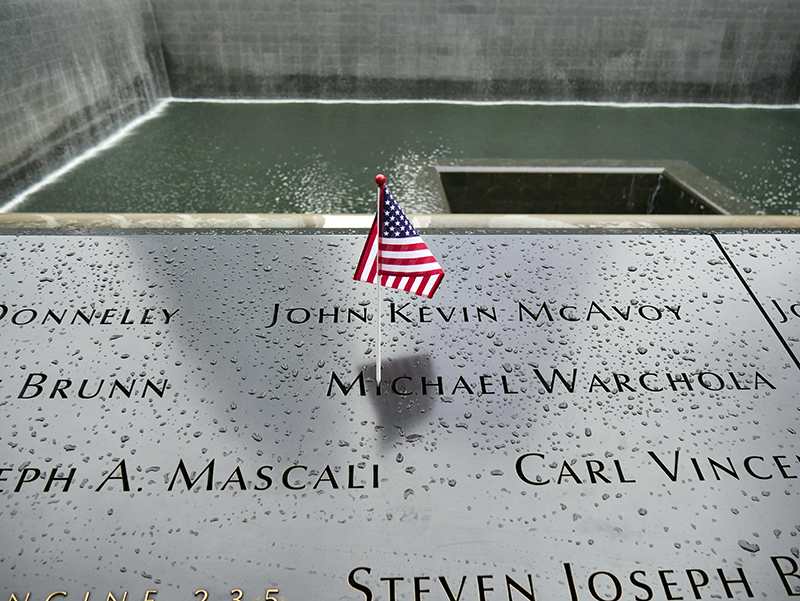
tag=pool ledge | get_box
[1,213,800,230]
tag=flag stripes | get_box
[353,186,444,299]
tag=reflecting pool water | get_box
[3,100,799,214]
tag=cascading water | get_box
[3,0,800,214]
[646,174,663,214]
[0,0,169,203]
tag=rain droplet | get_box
[738,540,760,553]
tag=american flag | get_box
[353,186,444,299]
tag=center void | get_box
[435,160,755,215]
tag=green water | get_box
[5,101,800,214]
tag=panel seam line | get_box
[710,233,800,373]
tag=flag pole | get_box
[375,173,386,386]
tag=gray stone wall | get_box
[0,0,169,201]
[154,0,800,103]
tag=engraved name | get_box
[326,369,774,397]
[0,306,179,326]
[166,459,380,492]
[348,559,800,600]
[261,301,683,328]
[16,373,168,399]
[1,459,379,494]
[514,450,800,486]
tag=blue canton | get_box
[382,190,419,239]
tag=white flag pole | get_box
[375,174,385,385]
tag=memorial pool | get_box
[3,100,800,215]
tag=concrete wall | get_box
[0,0,169,201]
[154,0,800,103]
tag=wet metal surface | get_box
[0,231,798,598]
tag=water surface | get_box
[5,100,800,214]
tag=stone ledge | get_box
[2,213,800,230]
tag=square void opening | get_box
[435,163,750,215]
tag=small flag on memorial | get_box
[354,175,445,384]
[353,176,444,299]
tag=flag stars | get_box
[380,189,421,239]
